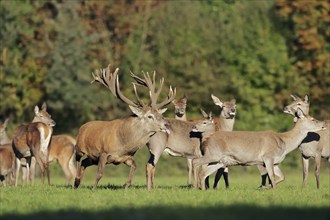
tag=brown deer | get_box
[192,109,326,190]
[12,103,56,185]
[143,93,237,190]
[47,135,77,186]
[0,144,17,186]
[283,94,330,189]
[171,95,237,188]
[74,64,175,189]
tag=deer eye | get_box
[147,115,154,120]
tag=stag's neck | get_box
[219,113,235,131]
[175,114,187,121]
[279,120,310,155]
[121,117,157,149]
[0,133,11,145]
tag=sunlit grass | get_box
[1,169,329,220]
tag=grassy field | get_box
[1,166,329,220]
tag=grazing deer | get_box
[12,103,56,185]
[192,109,326,190]
[74,64,175,189]
[283,94,330,189]
[47,135,77,186]
[0,144,17,186]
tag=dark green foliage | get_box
[0,0,328,168]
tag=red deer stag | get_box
[12,103,56,185]
[74,64,175,189]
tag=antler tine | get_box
[130,69,176,109]
[115,76,140,108]
[91,64,117,96]
[132,83,145,106]
[156,85,176,109]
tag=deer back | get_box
[48,134,76,162]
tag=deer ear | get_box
[182,96,187,104]
[158,108,167,115]
[211,94,223,107]
[41,102,47,111]
[200,109,208,118]
[34,105,40,114]
[290,94,298,101]
[3,118,9,127]
[304,95,309,103]
[296,108,305,119]
[128,106,143,117]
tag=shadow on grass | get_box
[2,205,329,220]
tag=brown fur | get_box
[49,134,76,185]
[0,144,17,186]
[12,103,55,185]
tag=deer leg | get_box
[187,158,192,185]
[20,158,28,185]
[192,157,212,189]
[213,167,225,189]
[146,151,162,190]
[302,156,309,188]
[93,154,107,190]
[200,163,223,191]
[257,165,268,189]
[58,155,73,186]
[264,160,276,189]
[123,157,136,189]
[74,157,95,188]
[314,155,321,189]
[274,165,285,185]
[29,157,36,184]
[14,158,20,187]
[223,168,229,188]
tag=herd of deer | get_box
[0,64,329,191]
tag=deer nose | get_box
[231,109,236,113]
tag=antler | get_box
[91,64,142,108]
[130,70,176,109]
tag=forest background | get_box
[0,0,329,173]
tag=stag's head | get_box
[172,95,187,118]
[192,110,216,134]
[32,103,56,127]
[211,94,236,119]
[92,64,176,134]
[283,94,310,117]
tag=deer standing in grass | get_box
[192,109,326,190]
[1,119,75,186]
[12,103,56,185]
[0,119,18,186]
[74,64,175,189]
[143,90,236,190]
[283,94,329,189]
[47,135,76,186]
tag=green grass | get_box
[1,167,329,220]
